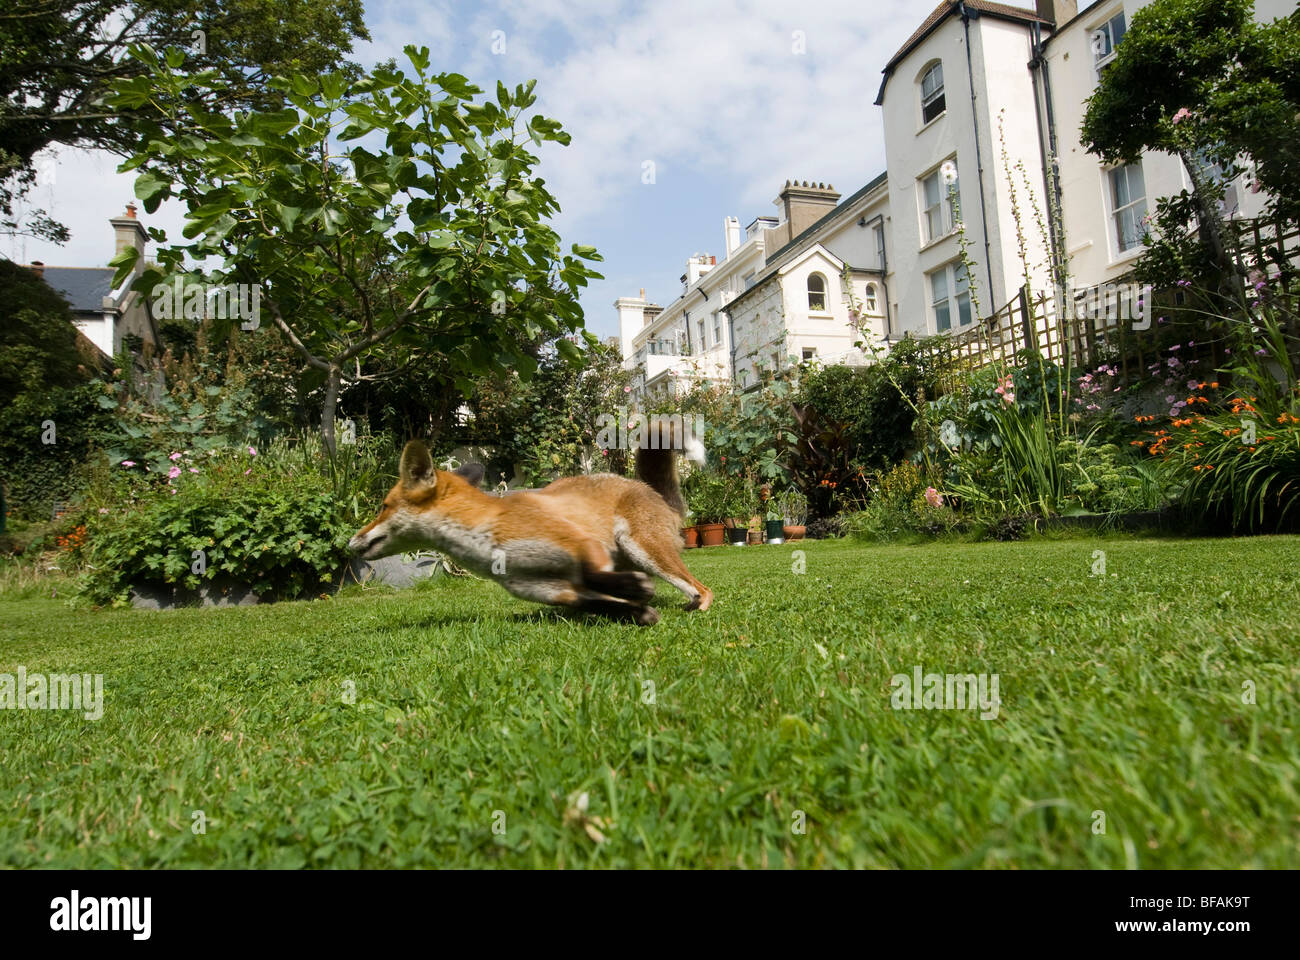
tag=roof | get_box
[40,267,115,313]
[874,0,1050,105]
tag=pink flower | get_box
[169,452,183,461]
[1171,107,1192,125]
[248,446,258,456]
[168,466,181,479]
[189,467,199,473]
[121,460,136,468]
[244,468,252,476]
[924,487,943,508]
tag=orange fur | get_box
[349,441,712,625]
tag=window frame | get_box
[1092,11,1127,72]
[919,61,946,126]
[929,261,971,333]
[920,163,959,245]
[1108,162,1148,255]
[806,272,828,313]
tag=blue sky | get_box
[8,0,942,340]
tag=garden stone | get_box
[348,553,444,588]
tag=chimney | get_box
[1034,0,1077,25]
[771,180,841,249]
[724,216,742,257]
[30,260,44,279]
[615,294,654,366]
[109,202,148,273]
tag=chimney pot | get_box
[30,260,44,278]
[125,203,137,219]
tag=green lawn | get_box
[1,536,1297,868]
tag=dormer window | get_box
[920,62,945,125]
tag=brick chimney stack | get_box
[768,180,841,250]
[109,202,148,272]
[1035,0,1077,24]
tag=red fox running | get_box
[348,440,712,626]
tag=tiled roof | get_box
[40,267,115,313]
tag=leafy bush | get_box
[843,462,959,542]
[457,340,630,486]
[786,403,868,519]
[1135,307,1300,530]
[0,260,115,522]
[683,471,731,525]
[803,515,846,540]
[0,382,115,522]
[80,450,356,606]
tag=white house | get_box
[1040,0,1291,292]
[617,211,767,400]
[726,176,893,388]
[27,203,159,358]
[618,0,1296,393]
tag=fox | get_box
[348,438,712,626]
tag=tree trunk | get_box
[321,364,342,457]
[1178,148,1244,301]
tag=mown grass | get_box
[1,536,1297,868]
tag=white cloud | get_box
[442,0,921,228]
[8,0,931,317]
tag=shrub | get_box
[1134,307,1300,530]
[843,462,960,542]
[804,515,846,540]
[0,382,116,522]
[981,513,1033,542]
[683,471,731,525]
[79,444,369,606]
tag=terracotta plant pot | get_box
[683,526,699,549]
[747,529,763,545]
[697,522,726,547]
[783,525,806,541]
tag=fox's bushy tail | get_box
[634,429,706,518]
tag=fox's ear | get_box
[399,440,436,489]
[453,462,485,487]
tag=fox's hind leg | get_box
[575,539,656,604]
[616,523,713,612]
[502,577,659,626]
